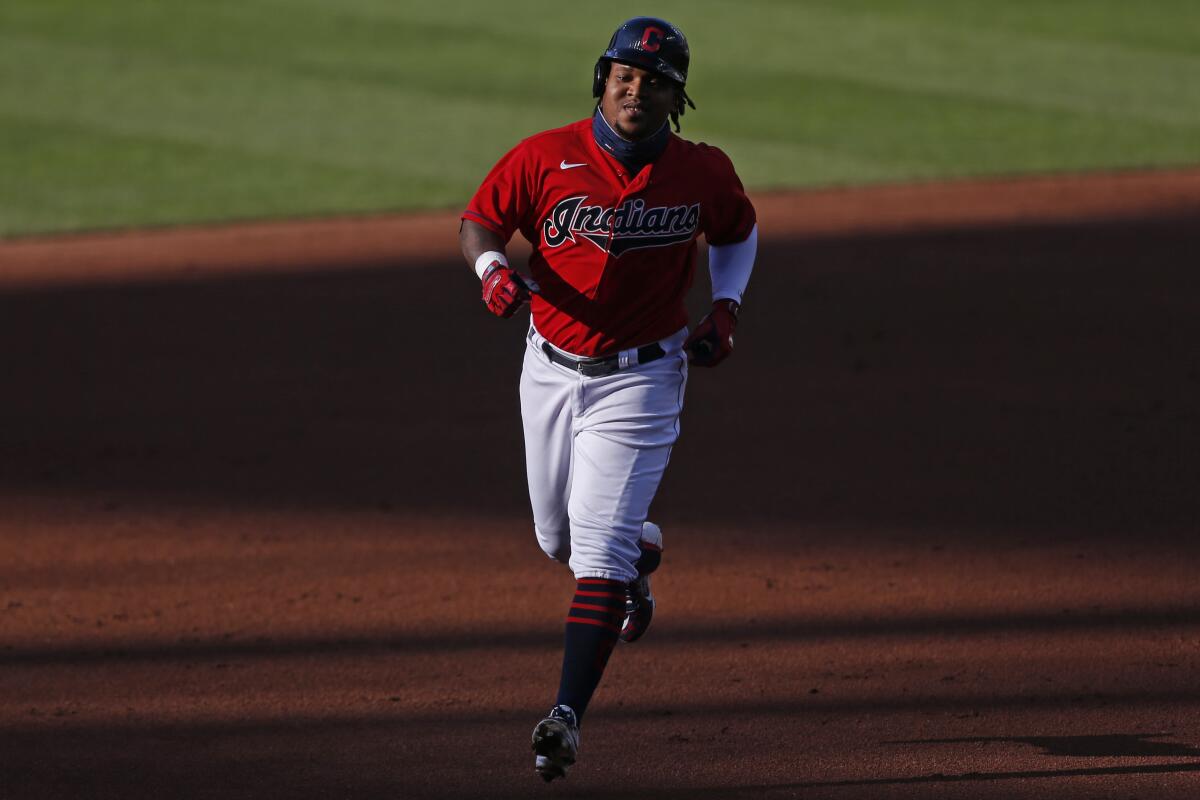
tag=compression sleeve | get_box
[708,224,757,304]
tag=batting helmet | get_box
[591,17,691,98]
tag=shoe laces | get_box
[549,704,578,727]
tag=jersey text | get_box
[542,195,700,257]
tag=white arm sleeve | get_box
[708,224,758,304]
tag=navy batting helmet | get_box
[592,17,691,98]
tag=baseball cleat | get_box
[532,704,580,782]
[621,521,662,643]
[620,573,655,643]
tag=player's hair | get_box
[670,86,697,133]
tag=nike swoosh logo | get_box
[559,160,587,170]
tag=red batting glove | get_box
[684,299,740,368]
[480,261,532,318]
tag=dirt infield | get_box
[2,169,1199,799]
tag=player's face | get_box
[600,62,676,141]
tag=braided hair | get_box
[671,88,696,133]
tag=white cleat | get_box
[532,704,580,782]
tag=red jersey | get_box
[463,118,756,357]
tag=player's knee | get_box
[534,524,571,563]
[564,522,641,583]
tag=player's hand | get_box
[684,299,739,367]
[480,261,534,318]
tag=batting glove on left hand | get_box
[684,299,739,368]
[480,261,534,318]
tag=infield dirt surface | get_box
[2,169,1199,799]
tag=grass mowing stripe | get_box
[0,2,590,107]
[696,65,1200,187]
[679,7,1200,129]
[0,34,563,184]
[703,136,924,189]
[784,0,1200,57]
[3,0,1198,235]
[0,114,457,236]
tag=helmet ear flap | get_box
[592,59,608,98]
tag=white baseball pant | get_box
[520,325,688,583]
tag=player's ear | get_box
[592,60,610,98]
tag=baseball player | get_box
[459,17,757,782]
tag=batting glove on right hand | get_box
[684,299,739,368]
[480,261,533,318]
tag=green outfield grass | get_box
[2,0,1199,236]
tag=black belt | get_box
[540,340,666,377]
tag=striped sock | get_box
[555,578,626,721]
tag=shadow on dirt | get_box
[4,716,1199,800]
[5,604,1200,666]
[782,762,1200,792]
[888,732,1200,757]
[2,211,1197,534]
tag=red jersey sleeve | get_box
[701,146,757,246]
[462,141,538,242]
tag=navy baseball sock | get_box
[555,578,626,721]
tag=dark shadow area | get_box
[561,763,1200,798]
[1,210,1197,532]
[4,603,1200,666]
[7,692,1200,735]
[3,715,1199,800]
[787,762,1200,790]
[889,732,1200,757]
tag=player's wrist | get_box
[475,250,509,281]
[713,297,740,320]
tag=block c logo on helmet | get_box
[640,26,664,52]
